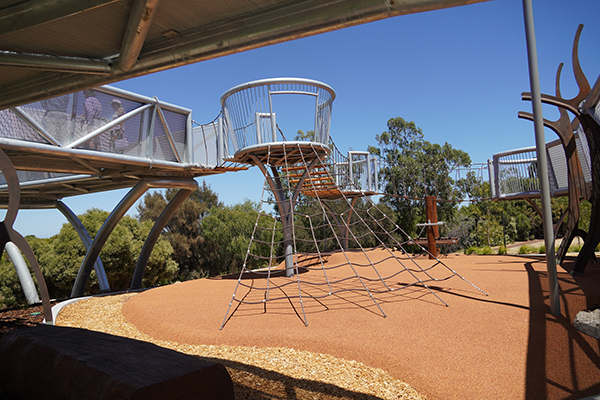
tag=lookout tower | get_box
[220,78,336,277]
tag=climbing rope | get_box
[220,142,488,329]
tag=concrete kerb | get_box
[45,287,151,325]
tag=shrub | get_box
[498,245,507,255]
[537,244,557,254]
[568,243,583,253]
[480,246,493,255]
[518,244,536,254]
[465,247,477,255]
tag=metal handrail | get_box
[219,78,336,160]
[1,85,192,167]
[490,133,591,199]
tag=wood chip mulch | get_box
[55,293,426,400]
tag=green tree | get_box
[0,209,177,306]
[200,200,282,275]
[47,208,176,296]
[137,181,222,280]
[370,117,471,236]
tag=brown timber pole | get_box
[425,195,439,259]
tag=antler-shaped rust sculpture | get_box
[0,149,53,323]
[519,62,592,265]
[522,24,600,274]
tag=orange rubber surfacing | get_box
[122,252,600,400]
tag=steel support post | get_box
[55,200,110,292]
[71,180,151,297]
[5,242,40,304]
[130,179,197,289]
[522,0,560,315]
[269,165,295,278]
[425,195,439,259]
[251,153,319,278]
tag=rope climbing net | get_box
[220,142,488,328]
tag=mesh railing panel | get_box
[192,121,220,167]
[0,108,49,144]
[492,131,593,199]
[0,86,192,163]
[495,148,540,197]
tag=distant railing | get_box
[326,142,378,194]
[490,131,591,199]
[219,78,336,160]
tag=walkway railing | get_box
[218,78,336,161]
[490,131,591,199]
[328,141,378,195]
[0,86,195,165]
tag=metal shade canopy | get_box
[0,0,489,110]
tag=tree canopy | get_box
[137,181,221,280]
[370,117,471,236]
[0,208,177,305]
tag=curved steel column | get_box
[70,180,152,297]
[0,149,53,323]
[70,178,201,297]
[5,241,40,304]
[130,179,198,289]
[55,200,110,292]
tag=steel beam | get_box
[0,0,117,36]
[11,106,60,146]
[117,0,161,72]
[0,51,112,75]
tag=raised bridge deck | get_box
[0,85,247,205]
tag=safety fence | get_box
[490,130,591,199]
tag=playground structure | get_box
[1,64,596,326]
[490,25,600,272]
[0,24,597,326]
[0,77,490,327]
[0,85,248,323]
[217,78,487,327]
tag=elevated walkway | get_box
[0,85,247,323]
[0,85,245,205]
[281,148,378,200]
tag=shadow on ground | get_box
[525,256,600,400]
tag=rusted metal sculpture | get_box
[522,24,600,274]
[520,62,591,264]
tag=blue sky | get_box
[13,0,600,238]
